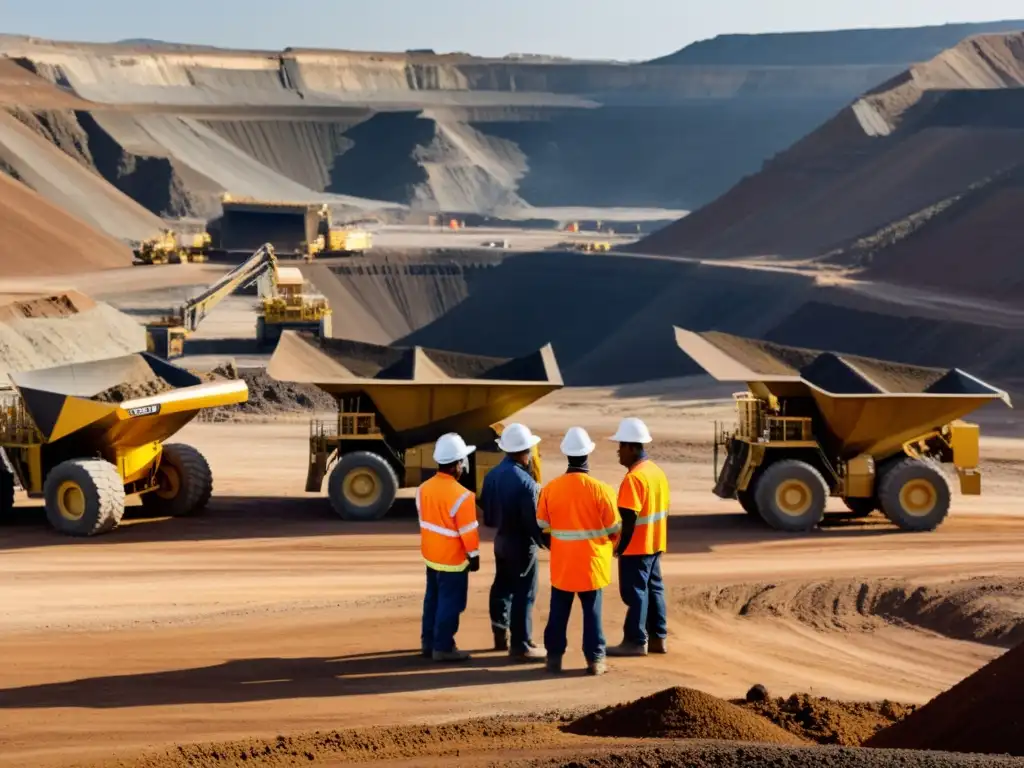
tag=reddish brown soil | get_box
[867,641,1024,756]
[0,171,132,276]
[738,692,915,746]
[0,60,89,108]
[564,686,804,744]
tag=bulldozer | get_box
[674,327,1012,532]
[266,332,561,521]
[145,243,331,359]
[305,205,374,261]
[0,353,249,537]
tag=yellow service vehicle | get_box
[0,353,248,536]
[133,229,211,265]
[267,331,561,521]
[256,266,332,345]
[674,327,1012,532]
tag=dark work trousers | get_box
[421,567,469,653]
[618,553,668,645]
[488,552,538,652]
[543,586,606,662]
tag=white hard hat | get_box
[609,417,652,444]
[496,422,541,453]
[560,426,596,457]
[433,432,476,464]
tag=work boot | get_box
[586,659,608,676]
[432,647,471,663]
[510,645,546,663]
[649,637,668,654]
[545,656,563,674]
[492,629,509,652]
[605,640,648,657]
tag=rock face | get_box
[3,22,1019,223]
[636,32,1024,304]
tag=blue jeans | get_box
[421,567,469,653]
[488,553,538,652]
[543,586,605,663]
[618,553,667,645]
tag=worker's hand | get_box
[468,555,481,573]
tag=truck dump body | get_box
[214,201,319,254]
[268,331,562,449]
[673,326,1011,533]
[674,327,1010,461]
[10,352,248,449]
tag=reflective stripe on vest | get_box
[538,518,622,541]
[635,510,668,526]
[417,486,477,568]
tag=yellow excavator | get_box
[144,244,331,359]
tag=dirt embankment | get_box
[867,638,1024,756]
[634,32,1024,304]
[679,578,1024,649]
[0,171,133,278]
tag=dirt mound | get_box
[866,640,1024,756]
[202,367,336,421]
[0,58,88,108]
[0,171,133,277]
[739,692,915,746]
[564,686,804,744]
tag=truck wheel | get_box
[44,459,126,537]
[0,464,14,515]
[141,443,213,517]
[328,451,398,521]
[754,460,828,532]
[736,488,761,519]
[879,458,950,532]
[842,497,877,518]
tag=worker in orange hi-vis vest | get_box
[536,427,621,676]
[605,417,670,658]
[417,432,481,663]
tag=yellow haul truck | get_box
[673,327,1011,532]
[266,331,561,521]
[0,353,248,536]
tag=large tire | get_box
[736,488,761,519]
[0,464,14,515]
[754,460,828,533]
[43,459,125,537]
[842,497,877,518]
[328,451,399,521]
[878,457,951,532]
[141,443,213,517]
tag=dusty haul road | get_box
[1,391,1022,767]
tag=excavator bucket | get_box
[673,327,1011,460]
[267,331,563,449]
[8,352,249,450]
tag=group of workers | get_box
[415,417,669,676]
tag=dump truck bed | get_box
[267,331,562,449]
[674,327,1011,459]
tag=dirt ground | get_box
[2,387,1024,767]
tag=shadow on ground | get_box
[0,649,555,710]
[0,494,900,552]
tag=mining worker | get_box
[605,417,670,657]
[479,423,547,662]
[417,432,481,663]
[536,427,621,676]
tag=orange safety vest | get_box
[416,473,480,572]
[537,472,621,592]
[618,459,670,556]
